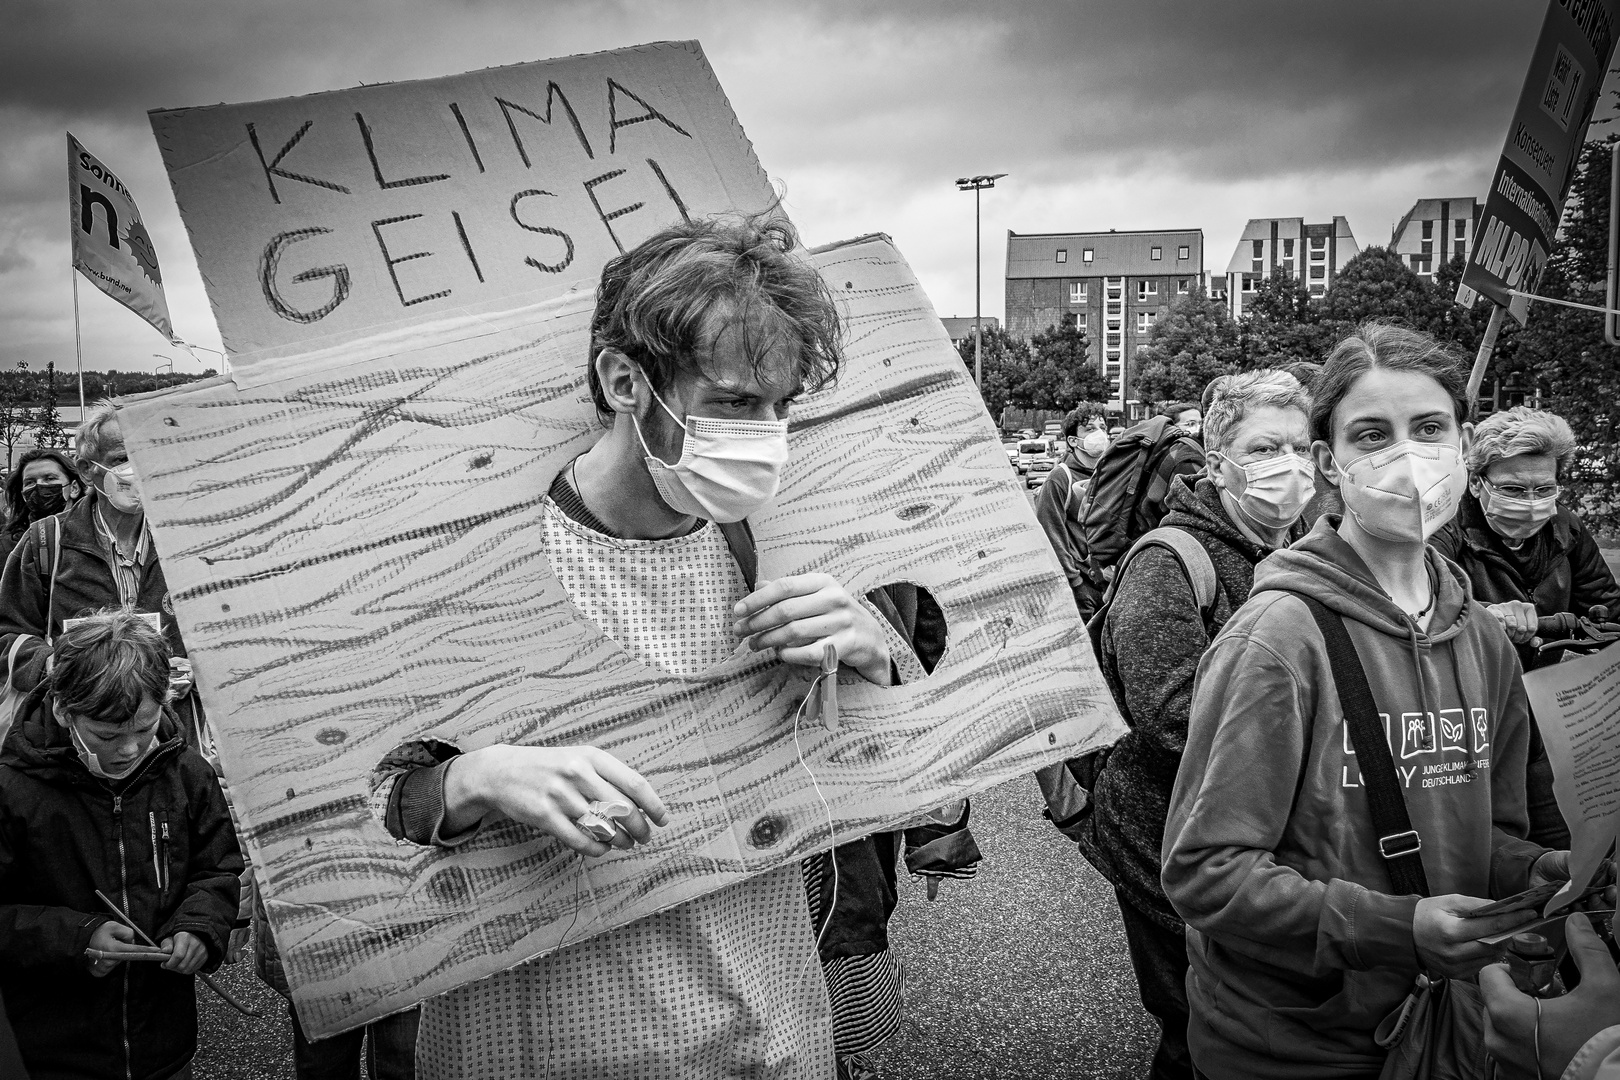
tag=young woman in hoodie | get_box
[1080,369,1316,1080]
[1162,322,1572,1079]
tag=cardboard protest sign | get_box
[120,231,1122,1036]
[1458,0,1620,322]
[149,40,775,380]
[69,133,174,340]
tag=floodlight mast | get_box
[956,173,1007,392]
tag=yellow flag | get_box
[68,133,173,341]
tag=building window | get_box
[1106,332,1122,347]
[1106,301,1121,316]
[1252,239,1264,259]
[1281,259,1294,276]
[1310,264,1325,279]
[1283,238,1294,258]
[1136,280,1158,300]
[1069,282,1086,303]
[1177,278,1189,294]
[1150,246,1163,261]
[1455,218,1466,238]
[1310,284,1325,296]
[1107,318,1120,331]
[1056,249,1067,263]
[1083,248,1095,263]
[1310,248,1325,262]
[1422,240,1433,256]
[1310,235,1326,250]
[1252,259,1264,273]
[1421,220,1433,239]
[1178,245,1190,260]
[1136,311,1158,333]
[1242,275,1256,292]
[1106,349,1121,362]
[1075,313,1087,329]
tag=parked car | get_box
[1026,455,1057,489]
[1014,439,1048,475]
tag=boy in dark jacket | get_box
[0,611,242,1080]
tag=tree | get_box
[1133,288,1242,404]
[0,361,34,466]
[956,325,1031,419]
[1319,246,1462,344]
[31,362,67,449]
[1021,316,1109,410]
[1237,272,1333,366]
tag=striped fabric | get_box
[802,856,906,1057]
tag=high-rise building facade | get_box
[1222,216,1359,319]
[1003,228,1204,411]
[1391,197,1480,281]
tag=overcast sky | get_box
[0,0,1599,374]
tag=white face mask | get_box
[1479,482,1558,543]
[1079,430,1110,459]
[632,376,789,523]
[93,460,143,513]
[1335,440,1466,544]
[1220,452,1315,530]
[65,715,158,781]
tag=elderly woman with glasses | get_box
[1432,404,1620,848]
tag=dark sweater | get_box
[1078,475,1305,931]
[1431,491,1620,671]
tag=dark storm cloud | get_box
[0,0,1571,366]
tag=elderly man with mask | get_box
[371,215,968,1080]
[1432,405,1620,849]
[0,403,191,704]
[1035,403,1112,619]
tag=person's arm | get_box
[733,574,893,685]
[0,530,51,692]
[1482,913,1620,1080]
[0,795,109,966]
[1034,464,1088,588]
[155,759,246,972]
[1104,544,1207,755]
[1565,513,1620,619]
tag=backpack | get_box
[1077,416,1204,579]
[0,516,63,743]
[1036,527,1217,841]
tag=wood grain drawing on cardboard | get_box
[122,43,1125,1036]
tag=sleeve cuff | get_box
[858,595,924,685]
[391,757,482,848]
[1562,1025,1620,1080]
[1345,885,1420,972]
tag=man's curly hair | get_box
[587,215,842,423]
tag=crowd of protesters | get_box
[0,214,1619,1080]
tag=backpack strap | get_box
[1295,594,1430,897]
[718,519,758,592]
[1099,527,1218,626]
[33,516,62,646]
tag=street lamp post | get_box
[955,173,1006,390]
[151,354,174,375]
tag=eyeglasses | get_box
[1482,478,1561,501]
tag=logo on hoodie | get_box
[1342,708,1490,788]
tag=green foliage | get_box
[1240,273,1333,365]
[1025,317,1108,410]
[31,363,67,449]
[1134,288,1242,404]
[957,325,1029,419]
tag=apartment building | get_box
[1003,228,1204,409]
[940,316,1001,349]
[1222,216,1359,319]
[1391,197,1480,280]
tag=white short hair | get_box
[1466,405,1577,478]
[1203,369,1310,453]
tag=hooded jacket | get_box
[1034,453,1103,618]
[1431,491,1620,671]
[0,690,242,1080]
[1080,475,1304,930]
[1162,518,1544,1079]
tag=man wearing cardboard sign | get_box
[373,214,971,1079]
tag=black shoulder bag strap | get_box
[718,519,758,592]
[1298,594,1431,897]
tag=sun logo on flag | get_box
[122,220,162,287]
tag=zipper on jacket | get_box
[160,819,171,893]
[149,812,162,899]
[114,793,133,1080]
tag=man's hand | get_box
[1487,601,1539,644]
[85,920,146,977]
[225,926,250,964]
[161,932,209,975]
[1482,913,1620,1079]
[1413,895,1538,978]
[732,575,892,685]
[443,745,668,857]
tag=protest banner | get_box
[1458,0,1620,324]
[69,133,174,340]
[122,43,1123,1037]
[149,40,773,380]
[1521,641,1620,915]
